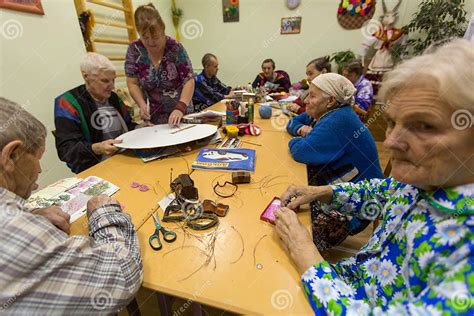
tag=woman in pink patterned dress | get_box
[125,3,195,125]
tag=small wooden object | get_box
[232,171,251,184]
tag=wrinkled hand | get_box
[286,103,301,113]
[274,207,320,274]
[168,109,184,126]
[225,90,235,99]
[297,125,312,137]
[92,139,122,156]
[139,105,151,121]
[281,184,333,210]
[32,206,70,234]
[87,195,119,216]
[136,121,154,129]
[280,185,318,210]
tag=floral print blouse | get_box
[353,75,373,112]
[302,177,473,315]
[125,37,194,124]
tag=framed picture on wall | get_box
[222,0,239,23]
[0,0,44,15]
[281,17,302,34]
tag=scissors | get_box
[149,213,177,250]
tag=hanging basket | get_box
[337,0,376,30]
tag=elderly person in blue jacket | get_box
[286,73,383,251]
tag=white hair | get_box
[379,39,474,112]
[80,52,115,76]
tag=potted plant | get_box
[392,0,468,59]
[330,50,356,74]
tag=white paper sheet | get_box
[115,124,217,149]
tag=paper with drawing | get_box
[26,176,119,223]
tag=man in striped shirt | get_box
[0,97,143,314]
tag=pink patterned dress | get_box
[125,36,194,124]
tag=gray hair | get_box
[379,39,474,112]
[0,98,46,154]
[80,52,115,77]
[202,53,217,68]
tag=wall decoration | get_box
[286,0,301,10]
[222,0,239,23]
[361,0,404,71]
[0,0,44,15]
[281,17,302,34]
[337,0,376,30]
[171,0,183,41]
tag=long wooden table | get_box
[137,103,314,315]
[72,101,382,314]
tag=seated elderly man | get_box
[55,53,139,173]
[342,60,374,120]
[0,98,143,313]
[193,53,234,111]
[286,73,383,251]
[275,39,473,315]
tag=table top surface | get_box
[137,103,314,315]
[71,102,382,314]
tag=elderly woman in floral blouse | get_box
[126,3,195,125]
[275,39,473,315]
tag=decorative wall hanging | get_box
[337,0,376,30]
[281,16,302,34]
[286,0,301,10]
[222,0,239,23]
[0,0,44,15]
[361,0,404,71]
[171,0,183,41]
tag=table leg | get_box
[155,292,175,316]
[191,302,203,316]
[126,298,141,316]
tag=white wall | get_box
[176,0,473,86]
[0,0,84,188]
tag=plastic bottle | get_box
[248,98,255,123]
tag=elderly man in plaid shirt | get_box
[0,97,143,314]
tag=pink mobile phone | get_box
[260,197,282,225]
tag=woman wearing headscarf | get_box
[276,39,474,315]
[286,56,332,115]
[286,73,383,251]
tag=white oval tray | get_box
[115,124,217,149]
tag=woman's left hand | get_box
[168,109,184,126]
[275,207,322,274]
[286,103,300,113]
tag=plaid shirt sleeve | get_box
[0,189,143,314]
